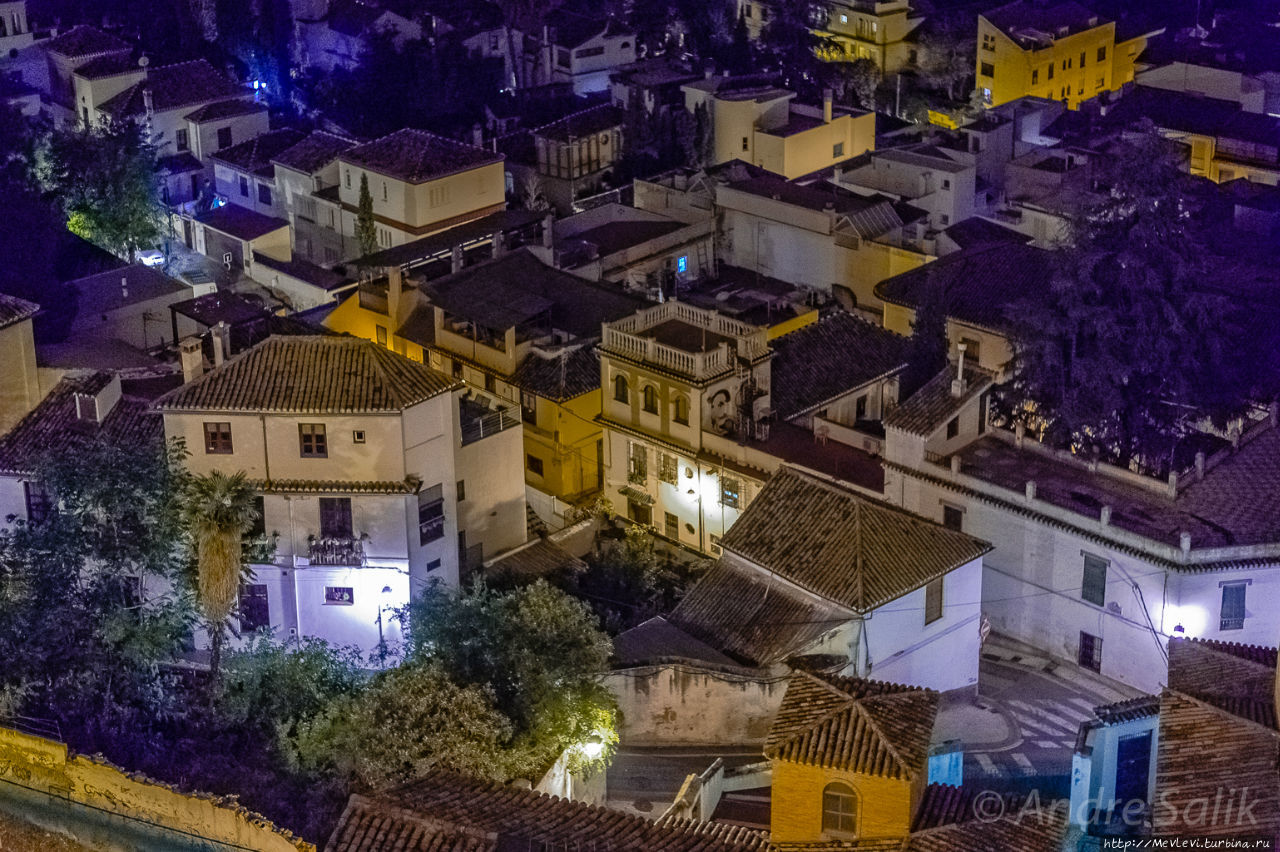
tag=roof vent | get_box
[950,342,968,397]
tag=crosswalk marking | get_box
[974,753,999,775]
[1035,739,1060,749]
[1012,753,1035,775]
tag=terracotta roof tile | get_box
[770,312,909,419]
[328,770,770,851]
[44,25,131,58]
[210,128,306,178]
[765,671,938,779]
[884,365,993,437]
[340,129,502,183]
[717,467,992,612]
[510,346,601,402]
[0,373,161,476]
[272,130,359,174]
[156,335,460,413]
[98,59,243,117]
[1093,695,1160,725]
[182,98,266,124]
[484,538,587,583]
[0,294,39,330]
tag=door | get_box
[1115,731,1152,808]
[319,497,353,539]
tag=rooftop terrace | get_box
[601,301,770,381]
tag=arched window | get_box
[673,395,689,425]
[642,385,658,414]
[614,374,629,403]
[822,782,858,835]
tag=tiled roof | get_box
[1175,426,1280,548]
[770,312,909,419]
[0,294,39,330]
[884,365,993,437]
[156,335,460,413]
[941,217,1032,251]
[182,98,266,124]
[669,558,853,666]
[68,264,191,317]
[510,345,600,402]
[340,128,502,183]
[272,130,358,174]
[98,60,243,117]
[251,478,421,495]
[534,104,626,142]
[546,8,627,48]
[327,770,770,852]
[252,252,353,292]
[1179,636,1278,670]
[1112,86,1280,148]
[73,54,140,79]
[483,538,587,583]
[765,671,938,779]
[1154,689,1280,840]
[984,1,1106,44]
[717,467,992,612]
[44,25,130,58]
[209,128,305,178]
[0,373,161,476]
[873,242,1055,335]
[196,203,289,241]
[1093,695,1161,726]
[612,616,743,669]
[566,219,686,259]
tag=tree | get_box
[181,471,259,678]
[917,17,974,103]
[285,661,516,790]
[36,118,161,259]
[404,580,617,773]
[1009,129,1262,471]
[758,0,837,95]
[355,173,377,258]
[843,58,881,110]
[900,279,950,400]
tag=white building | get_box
[662,465,992,693]
[157,334,527,654]
[882,361,1280,694]
[837,144,979,232]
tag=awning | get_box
[618,485,655,505]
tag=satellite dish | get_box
[138,55,150,67]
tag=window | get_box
[353,430,366,444]
[527,454,544,476]
[575,45,605,58]
[382,181,387,201]
[217,127,232,149]
[673,395,689,425]
[960,337,980,363]
[1097,45,1106,62]
[710,533,722,556]
[840,13,848,22]
[344,169,351,188]
[1048,64,1054,80]
[176,128,189,151]
[23,481,51,525]
[940,214,950,226]
[942,505,963,532]
[822,782,858,835]
[720,477,741,509]
[1081,555,1108,606]
[946,416,959,439]
[427,558,442,572]
[484,373,496,393]
[833,142,844,158]
[319,497,353,539]
[1096,77,1105,89]
[374,325,388,347]
[238,175,249,197]
[204,422,233,454]
[1078,631,1102,672]
[257,183,272,206]
[324,586,354,606]
[614,374,629,403]
[642,385,658,414]
[299,423,327,458]
[248,495,265,539]
[1080,51,1086,67]
[742,136,749,152]
[925,577,944,624]
[981,33,995,52]
[659,453,678,485]
[664,511,679,540]
[1220,583,1247,630]
[942,178,951,190]
[418,485,445,544]
[521,390,537,425]
[628,442,647,483]
[1032,69,1039,84]
[854,395,868,422]
[556,48,570,67]
[980,62,994,78]
[628,500,652,526]
[1062,58,1071,70]
[240,584,269,632]
[456,480,466,501]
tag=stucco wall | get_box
[770,759,913,844]
[603,664,788,746]
[0,726,312,852]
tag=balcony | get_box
[308,536,365,566]
[601,301,769,380]
[460,396,520,445]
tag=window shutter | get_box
[1081,555,1107,606]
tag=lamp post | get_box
[375,584,394,667]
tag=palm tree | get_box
[182,471,259,678]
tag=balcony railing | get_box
[308,537,365,566]
[460,406,520,445]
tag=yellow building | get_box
[0,295,41,436]
[976,1,1159,109]
[819,0,924,73]
[766,670,938,844]
[333,129,507,254]
[682,77,876,179]
[325,250,645,505]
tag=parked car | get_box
[138,248,165,267]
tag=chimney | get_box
[823,89,833,124]
[1180,531,1192,554]
[142,85,154,118]
[492,229,506,258]
[1270,400,1279,427]
[1025,480,1036,501]
[387,265,403,326]
[450,245,464,274]
[950,342,968,397]
[121,275,129,300]
[179,336,204,383]
[471,123,484,148]
[541,212,555,250]
[1195,451,1206,480]
[212,321,227,367]
[1100,505,1111,526]
[1015,421,1025,447]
